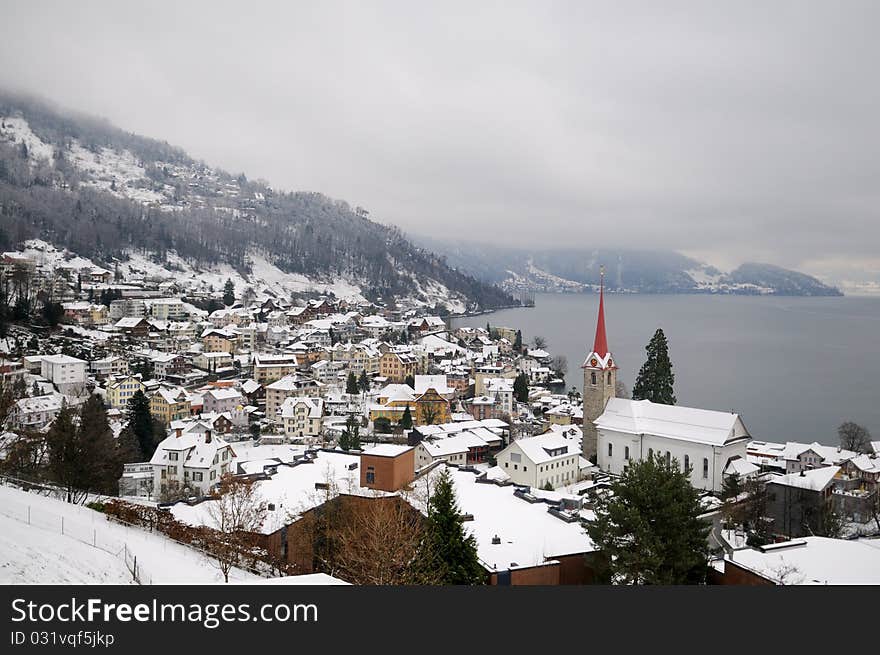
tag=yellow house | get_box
[105,375,145,409]
[89,304,110,326]
[202,329,238,353]
[368,385,416,423]
[150,388,191,424]
[414,388,451,426]
[379,350,420,383]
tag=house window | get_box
[366,466,375,484]
[168,452,178,461]
[703,458,709,479]
[608,443,613,457]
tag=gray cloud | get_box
[1,1,878,282]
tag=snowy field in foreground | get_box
[0,485,260,585]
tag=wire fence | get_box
[0,483,153,585]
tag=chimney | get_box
[175,427,182,438]
[205,429,212,444]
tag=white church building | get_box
[594,398,750,493]
[582,267,750,494]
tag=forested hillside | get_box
[0,91,515,312]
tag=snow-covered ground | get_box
[0,485,260,585]
[0,116,55,163]
[0,512,133,584]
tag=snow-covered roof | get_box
[362,444,413,458]
[780,441,857,465]
[846,453,880,475]
[204,387,243,401]
[505,433,574,465]
[40,354,86,365]
[726,537,880,584]
[279,396,324,419]
[171,451,386,534]
[595,398,749,447]
[767,466,840,491]
[413,375,453,395]
[420,468,595,571]
[724,457,760,477]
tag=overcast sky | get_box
[1,1,878,285]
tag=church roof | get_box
[593,275,609,357]
[594,398,750,447]
[582,270,615,370]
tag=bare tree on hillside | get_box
[205,475,265,583]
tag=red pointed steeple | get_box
[593,268,609,357]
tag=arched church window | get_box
[703,458,709,479]
[590,372,597,385]
[608,443,613,457]
[684,455,690,473]
[624,446,630,460]
[607,372,612,385]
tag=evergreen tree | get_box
[77,394,123,494]
[223,279,235,306]
[586,454,709,584]
[631,328,676,405]
[721,472,743,501]
[345,371,359,395]
[126,390,159,460]
[417,469,485,584]
[47,405,82,502]
[41,301,63,327]
[116,426,143,463]
[513,372,529,404]
[347,415,360,450]
[357,370,370,394]
[404,374,415,389]
[12,376,27,399]
[513,329,523,352]
[399,405,413,431]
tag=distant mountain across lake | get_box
[417,237,843,297]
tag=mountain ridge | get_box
[415,237,843,297]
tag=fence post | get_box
[93,529,97,547]
[27,506,30,525]
[61,516,64,535]
[133,556,137,583]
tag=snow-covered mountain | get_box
[0,91,515,313]
[417,238,843,296]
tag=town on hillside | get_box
[1,253,878,586]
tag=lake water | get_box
[453,293,880,446]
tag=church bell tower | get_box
[582,266,617,460]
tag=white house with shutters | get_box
[279,396,325,439]
[494,432,580,490]
[149,427,236,497]
[595,398,750,494]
